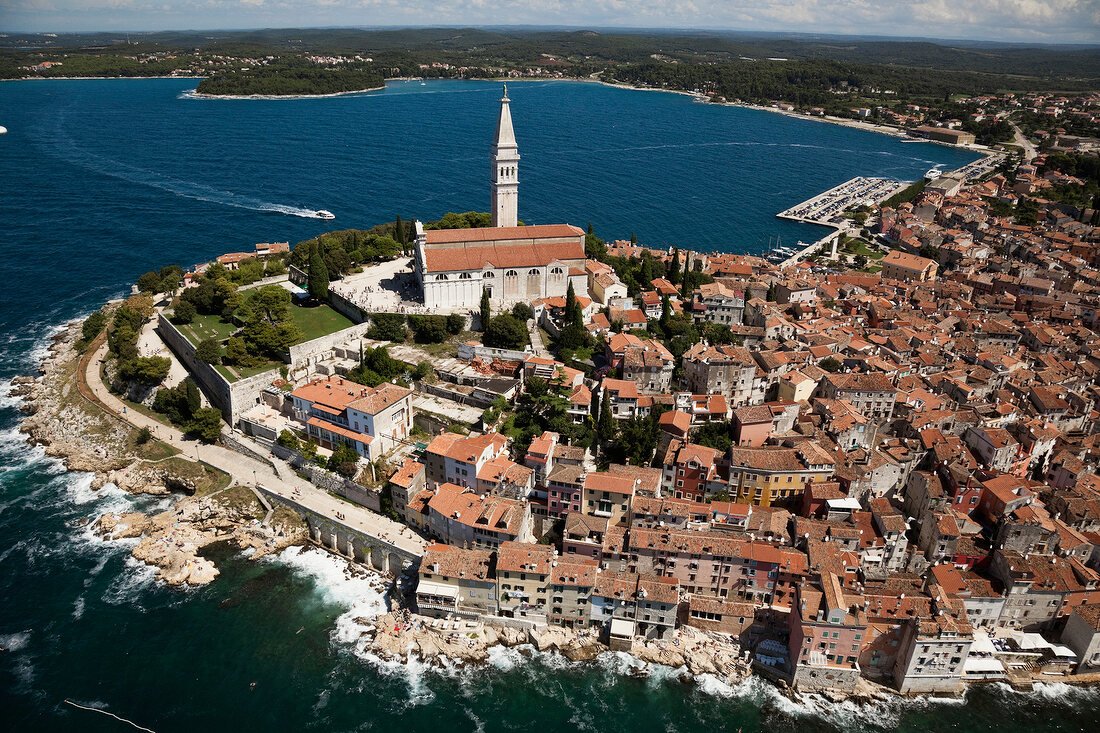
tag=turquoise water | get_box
[1,78,1096,731]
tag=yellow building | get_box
[777,369,817,404]
[727,444,835,507]
[881,250,938,282]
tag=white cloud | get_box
[1,0,1097,43]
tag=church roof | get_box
[422,225,585,272]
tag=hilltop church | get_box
[414,86,588,311]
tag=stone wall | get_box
[157,313,284,425]
[792,663,861,692]
[254,485,419,574]
[237,274,290,292]
[457,342,531,362]
[270,443,381,512]
[285,321,373,369]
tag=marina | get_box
[776,175,907,226]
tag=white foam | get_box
[100,555,158,608]
[271,545,388,614]
[0,630,31,652]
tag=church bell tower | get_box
[491,84,519,228]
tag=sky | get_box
[0,0,1098,44]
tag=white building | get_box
[413,85,587,311]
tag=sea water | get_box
[3,78,1096,731]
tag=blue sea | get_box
[1,77,1097,732]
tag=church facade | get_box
[414,86,588,310]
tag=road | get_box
[84,340,426,558]
[1010,122,1038,162]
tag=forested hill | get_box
[195,63,384,96]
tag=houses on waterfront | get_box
[145,88,1100,696]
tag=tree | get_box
[668,247,681,285]
[81,309,108,343]
[484,314,529,350]
[766,283,777,302]
[277,429,300,451]
[596,388,614,452]
[195,338,221,364]
[224,336,256,368]
[394,214,405,246]
[172,299,196,325]
[328,442,361,478]
[564,281,583,329]
[118,356,171,385]
[408,314,448,343]
[185,407,223,443]
[137,270,161,293]
[511,302,535,321]
[659,295,672,335]
[446,313,466,335]
[367,313,408,342]
[479,287,491,331]
[819,356,842,373]
[308,241,330,300]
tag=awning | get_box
[416,580,459,599]
[963,657,1005,674]
[609,618,636,639]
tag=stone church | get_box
[414,85,588,310]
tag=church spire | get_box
[491,83,520,228]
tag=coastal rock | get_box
[95,511,153,539]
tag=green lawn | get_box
[842,239,884,260]
[287,302,354,341]
[215,362,280,382]
[180,312,238,347]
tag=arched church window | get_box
[435,274,448,281]
[528,269,540,276]
[483,270,495,278]
[550,267,563,275]
[459,273,472,280]
[505,270,518,277]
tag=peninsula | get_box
[12,68,1100,707]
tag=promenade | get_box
[83,339,426,559]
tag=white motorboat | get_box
[315,210,335,220]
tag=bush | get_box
[277,429,300,451]
[367,313,408,342]
[118,356,171,385]
[446,314,466,334]
[484,314,530,350]
[185,407,223,442]
[408,314,448,344]
[135,426,152,445]
[511,303,535,321]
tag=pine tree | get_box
[596,388,614,453]
[479,287,491,331]
[668,247,681,285]
[766,283,777,302]
[565,281,582,329]
[395,215,405,246]
[659,294,671,334]
[640,255,654,287]
[630,232,637,244]
[308,241,330,300]
[587,222,594,236]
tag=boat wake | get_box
[43,111,327,219]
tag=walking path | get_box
[528,319,551,359]
[83,340,426,558]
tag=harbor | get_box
[777,175,907,226]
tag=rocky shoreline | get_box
[10,318,308,586]
[361,607,756,685]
